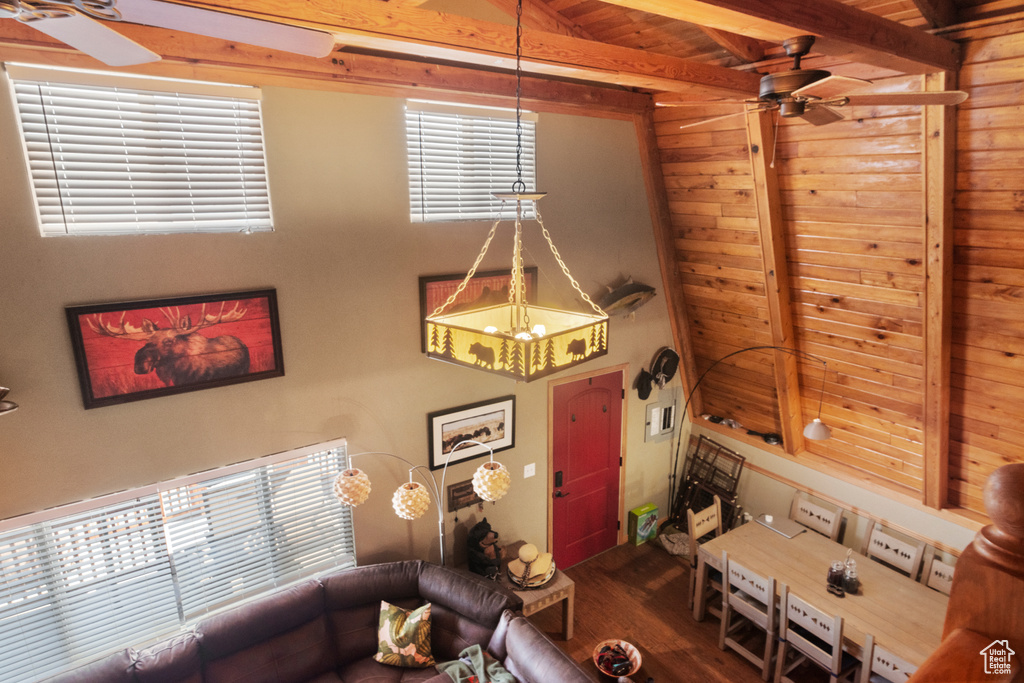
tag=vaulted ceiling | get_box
[0,0,1005,108]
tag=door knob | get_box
[554,490,570,498]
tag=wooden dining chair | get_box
[788,492,843,541]
[858,633,917,683]
[775,584,859,683]
[861,521,925,579]
[719,550,777,680]
[918,548,955,596]
[687,494,723,619]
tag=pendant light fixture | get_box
[424,0,609,382]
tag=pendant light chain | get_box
[513,0,526,194]
[428,213,503,317]
[535,207,607,316]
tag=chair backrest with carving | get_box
[862,521,925,579]
[789,493,842,541]
[723,550,775,627]
[687,494,722,563]
[779,585,844,673]
[920,552,955,596]
[859,633,916,683]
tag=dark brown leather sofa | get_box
[44,560,596,683]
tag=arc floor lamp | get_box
[332,439,510,567]
[667,345,833,512]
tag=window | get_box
[5,64,273,236]
[0,439,354,683]
[406,100,537,222]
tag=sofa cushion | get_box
[374,601,435,668]
[338,658,447,683]
[323,561,425,667]
[133,632,202,683]
[197,578,334,683]
[502,616,597,683]
[41,649,135,683]
[417,564,520,661]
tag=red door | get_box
[551,370,623,569]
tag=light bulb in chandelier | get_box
[333,468,371,506]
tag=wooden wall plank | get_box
[923,71,956,509]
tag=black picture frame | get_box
[66,289,284,409]
[418,267,538,352]
[427,395,515,470]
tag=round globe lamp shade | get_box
[803,418,832,441]
[333,468,372,507]
[393,481,431,520]
[473,461,511,502]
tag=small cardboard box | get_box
[628,502,659,545]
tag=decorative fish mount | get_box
[599,278,656,318]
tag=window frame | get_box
[405,99,538,223]
[4,63,274,237]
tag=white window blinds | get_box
[406,100,537,222]
[5,64,273,236]
[0,439,354,683]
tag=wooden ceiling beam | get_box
[698,26,765,63]
[596,0,960,74]
[150,0,761,97]
[0,20,649,115]
[482,0,595,39]
[911,0,959,29]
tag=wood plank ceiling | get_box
[1,0,1022,523]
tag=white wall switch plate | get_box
[524,463,536,478]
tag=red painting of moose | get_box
[67,290,283,409]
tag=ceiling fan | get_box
[0,0,335,66]
[657,35,968,129]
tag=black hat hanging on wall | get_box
[651,347,679,389]
[635,347,680,399]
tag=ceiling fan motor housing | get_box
[759,69,831,102]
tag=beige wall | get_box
[0,76,678,564]
[688,425,977,553]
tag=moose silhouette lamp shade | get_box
[66,289,284,409]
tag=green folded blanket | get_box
[436,644,518,683]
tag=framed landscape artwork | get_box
[66,289,284,409]
[418,267,538,352]
[427,395,515,470]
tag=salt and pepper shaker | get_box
[827,560,846,597]
[843,549,859,595]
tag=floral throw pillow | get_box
[374,600,435,668]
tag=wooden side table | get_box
[512,569,575,640]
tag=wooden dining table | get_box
[694,519,950,668]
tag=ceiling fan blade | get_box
[677,109,749,130]
[842,91,969,107]
[800,105,845,126]
[116,0,335,58]
[655,92,749,107]
[26,13,160,66]
[792,74,873,100]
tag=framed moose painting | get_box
[66,289,284,409]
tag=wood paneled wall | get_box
[947,21,1024,513]
[655,105,781,438]
[653,18,1024,519]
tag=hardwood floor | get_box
[525,541,768,683]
